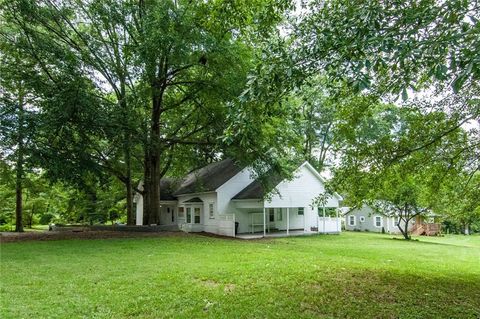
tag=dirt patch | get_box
[195,278,236,294]
[0,230,187,243]
[197,279,221,288]
[223,283,236,293]
[194,232,243,240]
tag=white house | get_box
[134,159,343,238]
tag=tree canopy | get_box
[1,0,478,234]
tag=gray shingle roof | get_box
[172,158,243,196]
[159,178,180,201]
[232,172,285,200]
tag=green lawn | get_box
[1,232,479,319]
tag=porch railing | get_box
[317,216,342,233]
[218,213,236,237]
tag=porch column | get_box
[317,208,320,233]
[286,208,290,236]
[323,206,326,234]
[336,208,339,233]
[263,207,266,237]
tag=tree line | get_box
[1,0,478,236]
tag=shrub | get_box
[0,223,13,231]
[39,213,55,225]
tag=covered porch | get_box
[232,199,341,238]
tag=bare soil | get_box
[0,230,186,243]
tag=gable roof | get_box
[233,161,343,201]
[232,171,284,200]
[183,197,203,203]
[173,158,243,196]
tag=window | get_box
[269,208,275,222]
[394,216,400,226]
[178,207,185,218]
[209,203,215,219]
[171,208,175,222]
[277,209,283,221]
[298,207,304,215]
[318,207,337,217]
[348,215,355,226]
[186,207,191,223]
[194,207,201,224]
[359,216,365,222]
[374,216,382,227]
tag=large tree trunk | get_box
[15,172,23,232]
[123,120,134,225]
[142,81,165,225]
[15,84,25,232]
[125,172,134,225]
[143,149,161,225]
[118,76,136,225]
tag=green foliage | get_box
[293,0,479,95]
[434,172,480,234]
[1,0,294,224]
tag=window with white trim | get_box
[186,207,191,223]
[209,203,215,219]
[359,216,365,222]
[194,207,201,224]
[277,208,283,221]
[374,216,382,227]
[298,207,304,215]
[348,215,355,226]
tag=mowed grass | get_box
[1,232,479,319]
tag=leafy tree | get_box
[293,0,479,95]
[4,0,292,226]
[332,101,473,239]
[0,26,44,231]
[249,0,479,178]
[434,172,480,235]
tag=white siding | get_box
[216,168,256,215]
[177,193,217,233]
[232,164,341,234]
[265,165,339,208]
[264,165,340,231]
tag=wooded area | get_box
[1,0,479,237]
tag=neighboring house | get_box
[134,159,343,238]
[343,204,414,234]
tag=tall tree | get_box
[0,27,40,232]
[4,0,291,225]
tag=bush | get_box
[39,213,55,225]
[0,223,13,231]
